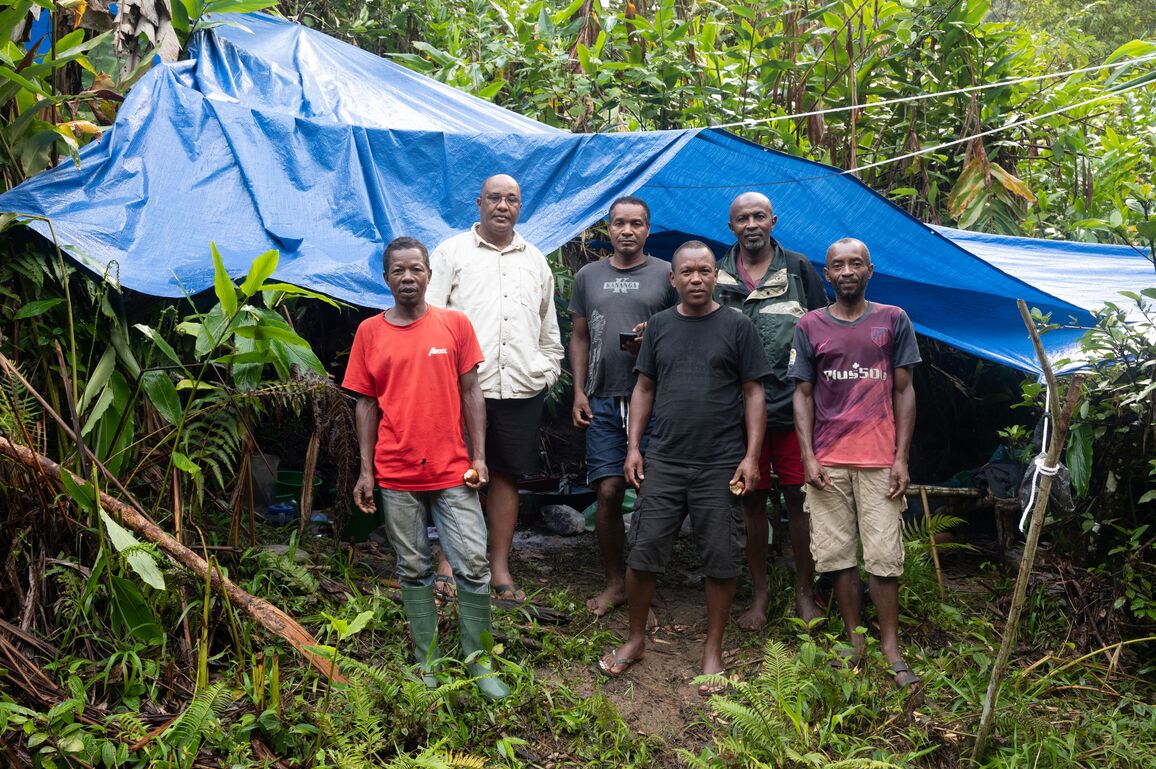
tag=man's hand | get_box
[729,456,760,496]
[803,455,831,490]
[572,391,592,428]
[622,321,647,356]
[353,471,377,514]
[624,447,645,490]
[464,459,489,490]
[887,459,910,499]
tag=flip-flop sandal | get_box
[491,583,527,602]
[890,660,923,695]
[594,650,642,679]
[433,574,457,600]
[829,646,865,671]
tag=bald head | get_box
[476,174,523,247]
[728,192,777,258]
[825,237,871,265]
[728,191,773,219]
[481,174,520,197]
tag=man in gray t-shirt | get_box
[569,196,677,618]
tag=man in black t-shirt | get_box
[596,241,771,694]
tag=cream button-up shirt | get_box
[427,224,564,399]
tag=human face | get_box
[670,247,717,310]
[476,175,522,244]
[824,242,873,303]
[608,202,650,261]
[727,194,776,255]
[384,248,430,308]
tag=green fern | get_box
[684,640,907,769]
[0,360,41,446]
[903,510,976,563]
[161,681,233,766]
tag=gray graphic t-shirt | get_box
[569,256,677,398]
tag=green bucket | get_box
[275,470,323,508]
[342,490,385,543]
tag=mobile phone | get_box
[619,331,639,351]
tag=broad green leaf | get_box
[1107,69,1156,94]
[551,0,585,25]
[1066,425,1092,497]
[269,338,325,376]
[12,297,64,319]
[203,0,279,14]
[59,469,96,510]
[134,323,184,368]
[0,64,50,96]
[141,371,181,425]
[231,323,312,346]
[239,249,279,299]
[171,450,202,476]
[211,243,238,317]
[344,610,374,639]
[100,510,166,590]
[107,573,164,644]
[476,79,506,100]
[259,282,341,306]
[79,387,115,437]
[1134,220,1156,241]
[576,43,592,75]
[78,348,116,414]
[174,379,220,391]
[1105,39,1156,65]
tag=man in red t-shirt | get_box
[343,236,508,701]
[789,237,922,700]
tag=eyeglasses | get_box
[483,193,522,207]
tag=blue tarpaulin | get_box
[1,13,1148,374]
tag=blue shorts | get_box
[586,395,653,484]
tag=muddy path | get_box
[506,527,799,757]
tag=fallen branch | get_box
[0,436,343,683]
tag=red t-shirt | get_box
[342,306,484,491]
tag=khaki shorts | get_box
[803,467,906,578]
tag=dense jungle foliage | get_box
[0,0,1154,767]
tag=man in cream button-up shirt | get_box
[428,174,563,601]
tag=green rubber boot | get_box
[457,589,511,701]
[399,585,440,688]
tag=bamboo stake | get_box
[918,484,944,593]
[972,300,1085,759]
[0,436,343,683]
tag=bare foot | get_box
[586,585,627,617]
[736,597,769,631]
[701,649,725,678]
[795,591,823,626]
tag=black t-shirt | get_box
[634,305,772,468]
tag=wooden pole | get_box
[918,484,944,593]
[0,436,343,683]
[972,300,1085,759]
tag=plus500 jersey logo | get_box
[822,362,888,381]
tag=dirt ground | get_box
[503,526,795,756]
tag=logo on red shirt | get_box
[870,327,890,348]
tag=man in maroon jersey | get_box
[789,237,922,698]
